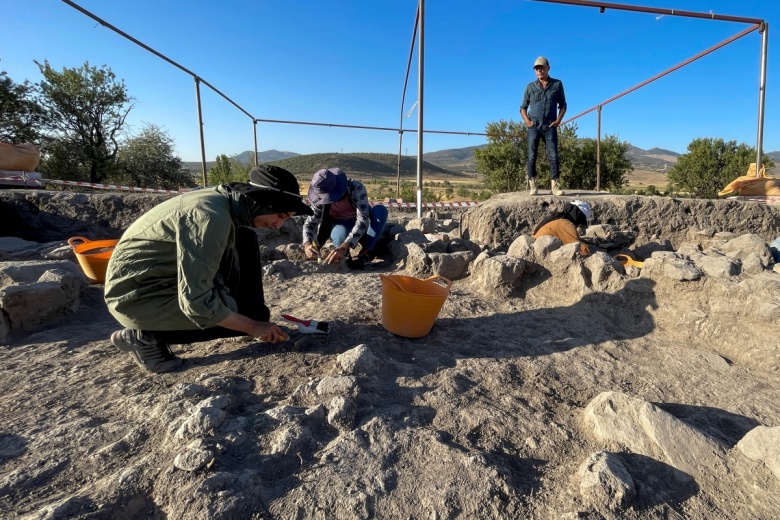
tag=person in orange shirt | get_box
[531,200,592,256]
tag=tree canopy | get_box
[474,119,632,193]
[113,124,195,190]
[35,60,132,183]
[0,68,46,144]
[667,138,775,198]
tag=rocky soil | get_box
[1,190,780,519]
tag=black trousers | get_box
[147,227,270,345]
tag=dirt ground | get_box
[1,214,780,519]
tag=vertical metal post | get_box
[416,0,425,218]
[756,22,768,176]
[596,105,602,192]
[195,77,207,187]
[253,120,259,166]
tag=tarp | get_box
[0,142,40,171]
[718,163,780,197]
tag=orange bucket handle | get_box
[379,274,404,292]
[68,236,90,248]
[613,253,644,268]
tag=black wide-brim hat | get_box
[248,164,313,216]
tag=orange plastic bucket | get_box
[379,274,452,338]
[68,236,119,284]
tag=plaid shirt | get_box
[303,179,371,249]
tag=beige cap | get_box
[533,56,549,68]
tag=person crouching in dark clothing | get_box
[531,200,592,256]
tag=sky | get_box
[1,0,779,162]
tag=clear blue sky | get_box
[2,0,778,161]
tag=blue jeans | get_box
[527,124,559,180]
[331,205,388,251]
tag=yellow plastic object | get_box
[68,236,119,284]
[613,253,644,269]
[718,163,780,197]
[380,274,452,338]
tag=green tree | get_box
[560,132,632,191]
[0,67,46,143]
[113,124,195,190]
[667,138,775,198]
[474,119,526,193]
[207,154,252,185]
[35,60,133,183]
[399,181,440,203]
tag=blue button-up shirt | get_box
[520,77,567,126]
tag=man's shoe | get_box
[111,329,183,374]
[551,179,565,196]
[528,178,539,196]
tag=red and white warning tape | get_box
[41,178,183,194]
[3,176,481,208]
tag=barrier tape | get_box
[1,176,480,208]
[41,178,182,194]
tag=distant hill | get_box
[422,145,486,173]
[626,145,679,172]
[766,151,780,162]
[265,152,458,179]
[236,149,300,163]
[184,143,694,177]
[183,149,299,172]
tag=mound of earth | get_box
[1,190,779,519]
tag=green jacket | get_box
[104,185,255,331]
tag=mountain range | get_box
[184,145,780,177]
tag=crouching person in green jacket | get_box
[104,165,314,374]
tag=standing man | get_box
[520,56,567,196]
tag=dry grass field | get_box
[625,168,669,190]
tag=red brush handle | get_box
[281,314,312,326]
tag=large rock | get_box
[461,194,780,249]
[0,261,88,339]
[583,391,727,481]
[0,190,171,242]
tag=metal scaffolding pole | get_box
[756,23,769,176]
[416,0,425,218]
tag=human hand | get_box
[304,242,320,260]
[549,120,560,128]
[525,120,534,128]
[253,322,289,343]
[325,245,349,265]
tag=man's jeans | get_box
[331,204,388,251]
[527,124,560,180]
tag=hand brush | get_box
[281,314,330,335]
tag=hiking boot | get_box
[111,329,183,374]
[528,178,539,196]
[551,179,565,196]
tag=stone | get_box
[327,396,357,431]
[578,451,636,510]
[583,391,727,481]
[736,426,780,480]
[336,344,380,376]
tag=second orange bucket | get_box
[379,274,452,338]
[68,236,119,284]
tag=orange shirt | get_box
[532,219,590,256]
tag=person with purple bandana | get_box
[302,167,388,270]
